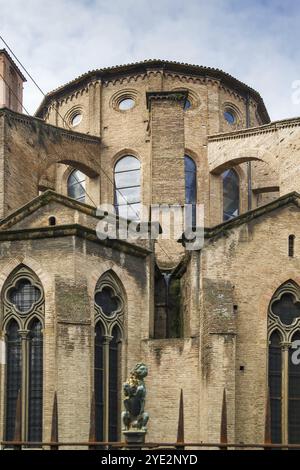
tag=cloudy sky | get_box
[1,0,299,120]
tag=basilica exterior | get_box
[0,49,300,446]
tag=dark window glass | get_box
[28,320,43,443]
[269,330,282,444]
[5,320,22,442]
[224,111,235,124]
[67,170,86,203]
[222,169,239,221]
[114,156,141,221]
[109,326,121,442]
[184,99,191,111]
[289,331,300,444]
[95,287,119,317]
[272,293,300,326]
[8,279,41,314]
[289,235,295,258]
[185,155,197,227]
[95,322,104,442]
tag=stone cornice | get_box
[0,107,101,145]
[0,224,151,258]
[34,59,270,122]
[208,116,300,142]
[146,90,188,109]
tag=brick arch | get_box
[38,156,99,179]
[211,156,263,175]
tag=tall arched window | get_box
[268,282,300,444]
[67,169,86,203]
[185,155,197,227]
[2,266,44,445]
[28,319,43,443]
[114,156,141,221]
[94,272,124,442]
[269,330,282,444]
[109,325,122,442]
[222,168,239,221]
[95,322,104,442]
[5,320,22,443]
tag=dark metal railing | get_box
[1,387,300,450]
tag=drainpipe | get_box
[246,93,252,211]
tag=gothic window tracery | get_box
[268,281,300,444]
[1,266,44,445]
[94,272,124,443]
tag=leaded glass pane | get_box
[28,320,43,444]
[289,331,300,443]
[95,323,104,442]
[269,330,282,444]
[67,170,86,203]
[272,293,300,326]
[185,156,197,227]
[223,169,239,221]
[109,326,121,442]
[5,320,22,442]
[8,279,41,314]
[114,156,141,221]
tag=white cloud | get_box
[1,0,299,120]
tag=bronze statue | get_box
[122,363,149,431]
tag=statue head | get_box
[132,363,148,379]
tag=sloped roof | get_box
[0,49,27,82]
[179,192,300,246]
[35,59,270,123]
[206,192,300,240]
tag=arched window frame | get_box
[268,281,300,444]
[184,155,197,227]
[94,271,124,443]
[222,168,240,222]
[1,266,44,446]
[114,155,141,221]
[67,169,86,203]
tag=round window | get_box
[71,113,82,127]
[224,111,235,125]
[119,98,135,111]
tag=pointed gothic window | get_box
[268,282,300,444]
[94,272,124,443]
[2,267,44,446]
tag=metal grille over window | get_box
[8,279,41,314]
[67,169,86,203]
[114,156,141,221]
[222,169,239,221]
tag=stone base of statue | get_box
[123,429,147,449]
